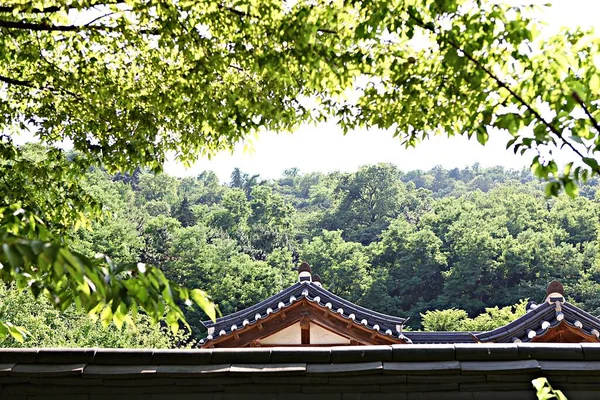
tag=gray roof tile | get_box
[94,349,154,365]
[329,374,407,384]
[214,393,277,400]
[539,360,600,373]
[302,384,380,393]
[103,378,178,387]
[155,364,231,376]
[472,391,538,400]
[35,349,95,364]
[10,363,85,377]
[344,394,407,400]
[392,344,455,361]
[460,360,540,373]
[406,374,485,384]
[379,383,460,392]
[152,350,212,365]
[307,362,383,375]
[404,332,476,344]
[408,393,472,400]
[581,343,600,360]
[211,348,271,364]
[282,393,343,400]
[229,363,306,374]
[383,361,461,373]
[83,365,158,377]
[271,348,331,364]
[226,383,303,393]
[149,395,215,400]
[251,376,327,385]
[460,382,535,392]
[0,349,38,363]
[0,363,15,376]
[485,373,543,382]
[331,345,392,363]
[518,343,584,360]
[455,343,519,360]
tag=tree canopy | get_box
[2,0,600,340]
[1,0,600,185]
[2,162,598,346]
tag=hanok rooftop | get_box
[5,264,600,400]
[200,263,600,348]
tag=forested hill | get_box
[69,162,600,337]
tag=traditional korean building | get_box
[200,263,410,348]
[4,264,600,399]
[201,263,600,348]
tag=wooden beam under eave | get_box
[202,298,406,348]
[532,322,600,343]
[300,316,310,345]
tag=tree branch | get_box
[572,91,600,136]
[405,9,589,164]
[0,18,159,34]
[0,74,84,101]
[0,0,127,14]
[84,11,123,27]
[0,19,113,32]
[216,4,337,34]
[0,74,33,88]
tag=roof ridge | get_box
[310,284,406,324]
[202,282,304,327]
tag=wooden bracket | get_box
[300,316,310,345]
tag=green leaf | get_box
[100,305,113,328]
[564,180,578,199]
[590,74,600,93]
[544,182,561,197]
[191,289,216,321]
[583,157,600,172]
[0,321,28,343]
[2,243,23,268]
[532,377,548,391]
[7,325,26,343]
[113,302,128,330]
[476,127,489,145]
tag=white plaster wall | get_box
[261,322,301,345]
[310,322,351,345]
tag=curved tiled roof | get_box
[475,300,600,343]
[405,331,478,344]
[201,281,409,345]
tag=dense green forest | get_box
[4,144,600,345]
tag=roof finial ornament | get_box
[545,280,565,304]
[298,262,312,283]
[312,274,322,287]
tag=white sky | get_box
[164,0,600,182]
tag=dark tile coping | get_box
[0,344,599,366]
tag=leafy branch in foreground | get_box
[0,283,194,348]
[532,377,567,400]
[1,0,599,195]
[0,204,216,342]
